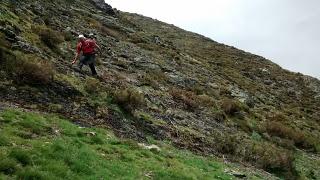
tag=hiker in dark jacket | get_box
[72,34,101,76]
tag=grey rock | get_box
[0,26,17,40]
[33,17,45,25]
[90,0,115,16]
[12,39,41,54]
[65,27,72,31]
[263,79,273,85]
[228,85,249,103]
[303,76,320,99]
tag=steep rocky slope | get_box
[1,0,320,179]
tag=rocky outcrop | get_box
[0,25,41,54]
[304,76,320,99]
[90,0,116,16]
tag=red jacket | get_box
[77,39,97,55]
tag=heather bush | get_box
[221,99,242,116]
[84,77,100,94]
[32,25,64,50]
[1,51,55,85]
[170,88,215,110]
[113,88,145,113]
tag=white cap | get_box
[78,34,85,39]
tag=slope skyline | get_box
[107,0,320,79]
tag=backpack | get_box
[81,39,96,54]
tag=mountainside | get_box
[1,0,320,179]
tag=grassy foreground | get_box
[0,109,267,180]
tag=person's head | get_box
[78,34,85,42]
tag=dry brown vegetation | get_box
[221,99,243,116]
[32,25,64,50]
[170,88,215,110]
[139,69,168,89]
[87,18,123,39]
[113,88,145,113]
[84,77,101,94]
[266,121,318,151]
[245,142,295,178]
[1,51,54,85]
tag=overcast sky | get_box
[107,0,320,79]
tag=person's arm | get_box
[72,52,80,64]
[95,42,102,54]
[97,45,102,55]
[72,42,82,64]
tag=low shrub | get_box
[0,32,10,48]
[32,25,64,50]
[17,168,46,180]
[84,77,100,94]
[113,88,145,113]
[266,121,319,151]
[63,31,74,41]
[0,135,10,146]
[87,18,122,38]
[21,55,54,84]
[48,104,63,113]
[245,142,296,178]
[170,88,215,110]
[267,112,288,122]
[221,99,242,116]
[9,149,31,166]
[266,121,305,146]
[140,70,168,89]
[303,136,320,152]
[15,59,54,85]
[211,109,226,123]
[100,26,121,38]
[0,158,18,175]
[187,83,206,95]
[215,134,238,155]
[1,51,55,85]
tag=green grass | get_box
[0,109,250,180]
[294,151,320,179]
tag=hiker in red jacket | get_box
[72,34,101,76]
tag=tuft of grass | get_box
[134,111,167,126]
[17,167,48,180]
[113,88,145,113]
[9,149,32,166]
[294,151,320,179]
[32,25,64,50]
[48,104,63,113]
[63,31,74,41]
[0,134,10,146]
[265,121,319,151]
[170,88,215,111]
[15,113,50,135]
[1,51,55,85]
[55,74,86,95]
[221,99,243,116]
[86,17,122,39]
[84,77,100,94]
[243,141,296,178]
[215,134,239,155]
[0,158,18,175]
[139,69,168,89]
